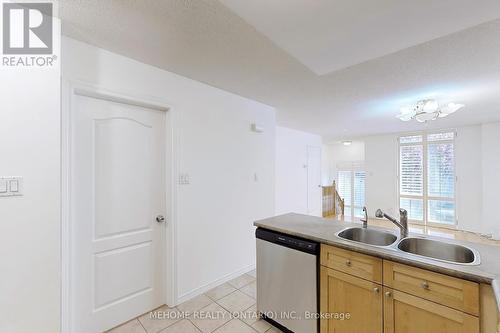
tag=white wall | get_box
[481,122,500,238]
[364,135,398,217]
[323,141,365,185]
[455,126,483,233]
[275,127,322,215]
[62,38,276,303]
[321,144,332,185]
[0,25,61,333]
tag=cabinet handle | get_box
[421,281,430,290]
[373,287,380,293]
[385,291,392,298]
[345,260,352,267]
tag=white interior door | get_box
[307,146,322,216]
[71,93,166,333]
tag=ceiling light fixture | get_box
[396,99,464,123]
[342,141,352,146]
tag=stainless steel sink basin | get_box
[337,227,397,247]
[398,237,480,265]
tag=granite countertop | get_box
[254,213,500,314]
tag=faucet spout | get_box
[375,208,409,238]
[360,206,368,228]
[398,208,408,236]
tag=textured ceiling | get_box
[219,0,500,75]
[60,0,500,141]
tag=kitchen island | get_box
[255,213,500,333]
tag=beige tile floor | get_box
[107,270,283,333]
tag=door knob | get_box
[385,291,392,298]
[156,215,166,223]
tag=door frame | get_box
[61,80,179,333]
[306,145,322,215]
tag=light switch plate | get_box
[178,173,190,185]
[0,177,23,197]
[9,179,19,192]
[0,179,7,193]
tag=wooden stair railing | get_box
[322,180,345,218]
[322,184,335,217]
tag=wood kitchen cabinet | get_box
[320,245,485,333]
[383,287,479,333]
[320,266,382,333]
[321,245,382,283]
[383,260,479,315]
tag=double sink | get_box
[336,227,480,265]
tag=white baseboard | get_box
[175,264,256,305]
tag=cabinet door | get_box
[383,261,479,315]
[383,287,479,333]
[320,266,382,333]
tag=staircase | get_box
[322,180,345,218]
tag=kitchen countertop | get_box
[254,213,500,314]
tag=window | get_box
[337,171,351,216]
[398,131,455,225]
[337,170,366,218]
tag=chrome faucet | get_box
[360,206,368,228]
[375,208,408,238]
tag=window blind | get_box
[427,142,454,198]
[337,170,366,218]
[354,171,366,218]
[337,171,352,207]
[400,145,423,196]
[398,132,455,225]
[427,139,455,224]
[353,171,366,210]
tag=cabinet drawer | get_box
[321,245,382,283]
[383,261,479,316]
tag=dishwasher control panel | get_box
[276,236,316,251]
[256,228,319,255]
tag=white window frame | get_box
[337,166,366,219]
[397,130,457,227]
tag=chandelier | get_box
[397,99,464,123]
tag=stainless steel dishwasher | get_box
[256,228,319,333]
